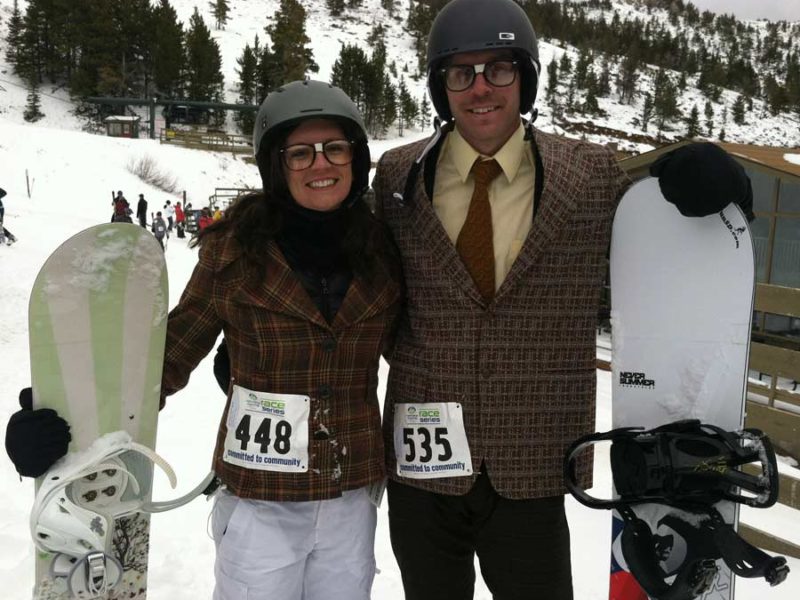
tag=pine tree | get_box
[704,100,714,136]
[331,43,370,113]
[732,95,746,125]
[641,92,653,132]
[617,51,639,104]
[418,95,431,129]
[209,0,230,30]
[23,75,44,122]
[546,59,559,96]
[327,0,345,16]
[152,0,184,99]
[653,69,680,132]
[686,105,701,138]
[381,74,397,138]
[235,40,259,135]
[266,0,319,84]
[398,77,418,136]
[184,8,224,101]
[4,0,24,69]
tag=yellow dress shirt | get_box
[432,123,536,290]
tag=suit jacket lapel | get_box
[235,241,331,330]
[496,132,579,300]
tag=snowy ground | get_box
[1,119,800,600]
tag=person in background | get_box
[164,200,176,234]
[6,80,402,600]
[151,210,168,250]
[198,207,214,230]
[371,1,754,599]
[111,191,132,223]
[0,187,18,245]
[175,201,186,238]
[212,205,223,221]
[136,193,148,228]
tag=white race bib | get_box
[223,386,309,473]
[393,402,473,479]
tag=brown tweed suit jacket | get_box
[162,229,402,501]
[373,127,631,499]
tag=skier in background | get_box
[136,193,148,228]
[151,211,168,250]
[370,1,755,599]
[5,80,401,600]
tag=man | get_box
[371,1,752,599]
[136,193,148,228]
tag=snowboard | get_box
[29,223,168,599]
[608,178,754,600]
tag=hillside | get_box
[0,0,798,153]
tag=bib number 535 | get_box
[401,427,452,463]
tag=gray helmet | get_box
[426,0,541,122]
[252,79,370,206]
[253,79,367,157]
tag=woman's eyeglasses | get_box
[280,139,355,171]
[439,60,519,92]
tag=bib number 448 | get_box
[402,427,452,463]
[234,414,292,455]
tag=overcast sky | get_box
[687,0,800,21]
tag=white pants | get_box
[211,487,377,600]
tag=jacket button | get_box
[322,337,336,352]
[318,384,332,399]
[313,430,330,441]
[480,365,493,378]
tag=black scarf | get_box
[275,200,350,276]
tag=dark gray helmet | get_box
[426,0,541,122]
[252,79,370,207]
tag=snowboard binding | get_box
[31,432,216,599]
[564,420,789,600]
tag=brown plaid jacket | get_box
[373,128,631,499]
[162,229,401,501]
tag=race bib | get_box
[393,402,473,479]
[223,386,309,472]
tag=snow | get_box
[1,1,800,598]
[785,153,800,167]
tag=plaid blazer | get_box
[373,127,631,499]
[162,229,401,501]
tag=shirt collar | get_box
[447,121,529,184]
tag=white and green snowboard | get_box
[608,178,754,600]
[29,223,168,599]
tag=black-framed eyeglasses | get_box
[280,139,354,171]
[439,60,519,92]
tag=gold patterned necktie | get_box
[456,158,503,301]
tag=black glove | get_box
[213,338,231,394]
[650,142,755,222]
[5,388,71,477]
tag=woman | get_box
[6,80,401,600]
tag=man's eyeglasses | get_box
[280,139,354,171]
[439,60,519,92]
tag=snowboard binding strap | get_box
[31,431,217,599]
[564,420,789,599]
[565,419,779,510]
